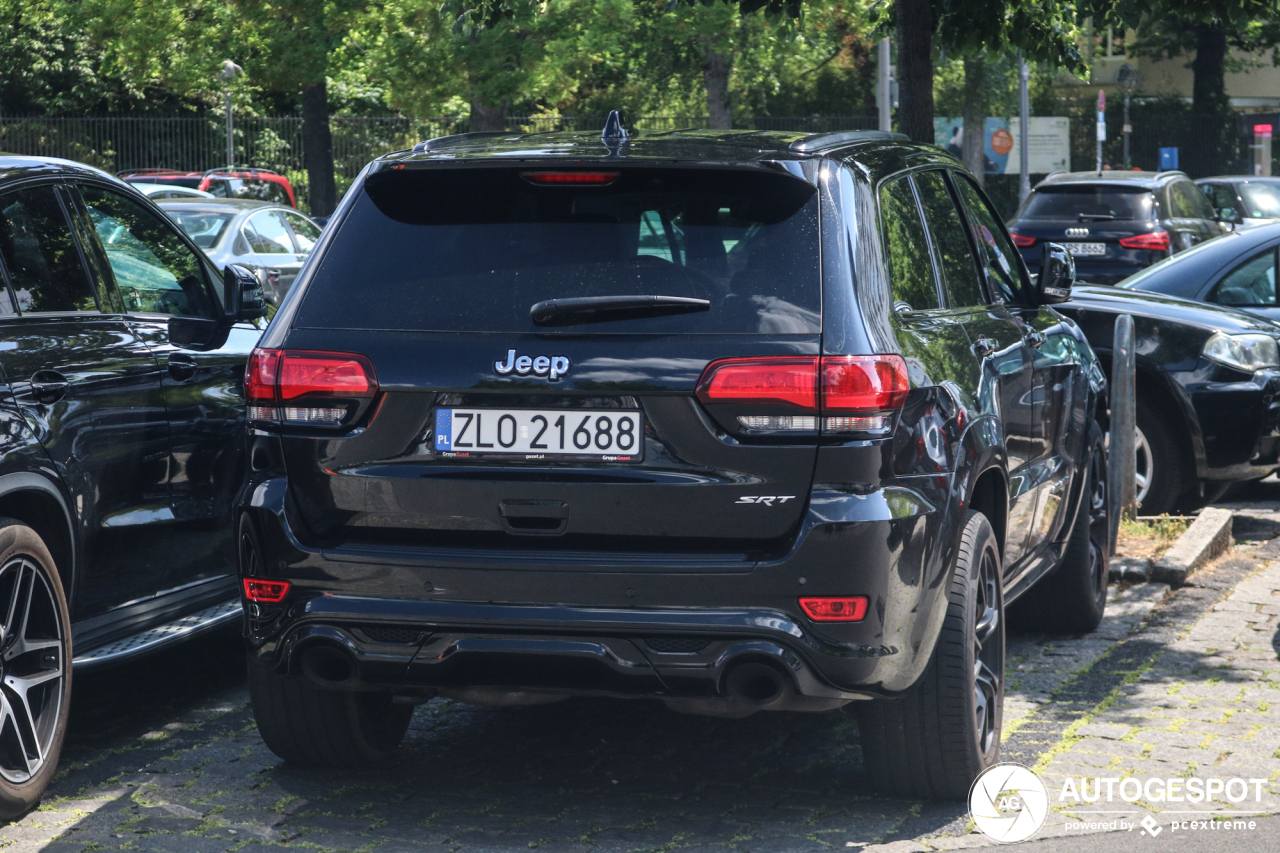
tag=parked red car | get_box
[119,167,297,208]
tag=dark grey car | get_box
[158,198,321,305]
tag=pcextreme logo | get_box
[969,764,1050,843]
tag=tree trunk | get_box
[469,100,508,132]
[301,81,336,217]
[895,0,934,144]
[703,49,732,129]
[961,55,986,186]
[1191,24,1229,114]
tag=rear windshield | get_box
[295,166,821,334]
[1020,186,1152,221]
[164,209,234,248]
[208,178,291,206]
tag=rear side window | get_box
[914,171,984,308]
[1171,181,1215,220]
[878,175,940,311]
[1211,249,1277,307]
[297,167,821,334]
[0,185,97,313]
[1021,186,1152,221]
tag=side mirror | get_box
[1038,242,1075,304]
[225,264,268,322]
[1217,208,1240,224]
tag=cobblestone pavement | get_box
[3,501,1280,852]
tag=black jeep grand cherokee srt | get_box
[238,120,1109,799]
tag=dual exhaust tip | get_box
[298,641,792,709]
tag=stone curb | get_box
[1151,506,1233,585]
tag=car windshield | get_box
[1020,186,1152,220]
[164,210,235,249]
[1237,183,1280,219]
[296,166,822,334]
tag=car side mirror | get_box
[1038,242,1075,304]
[225,264,268,322]
[1217,208,1240,224]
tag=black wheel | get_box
[1133,396,1186,516]
[857,510,1004,800]
[1012,423,1110,634]
[0,520,72,820]
[248,655,413,767]
[242,519,412,768]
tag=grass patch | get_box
[1116,514,1190,562]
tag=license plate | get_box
[1064,242,1106,256]
[434,408,644,461]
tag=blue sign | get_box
[1159,147,1179,170]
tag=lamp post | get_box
[1117,63,1139,169]
[218,60,244,170]
[1018,52,1031,204]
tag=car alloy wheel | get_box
[0,557,65,784]
[1134,425,1152,508]
[973,543,1002,756]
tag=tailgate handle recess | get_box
[499,500,569,535]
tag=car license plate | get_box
[434,408,644,461]
[1064,242,1106,256]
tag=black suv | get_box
[0,156,267,816]
[239,121,1109,799]
[1008,171,1227,284]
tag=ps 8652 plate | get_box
[434,408,644,461]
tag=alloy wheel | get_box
[973,547,1003,756]
[0,557,65,784]
[1134,425,1152,508]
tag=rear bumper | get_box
[239,472,961,703]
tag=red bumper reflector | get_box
[243,578,291,604]
[1009,231,1036,248]
[521,171,619,185]
[1119,231,1170,251]
[799,596,868,622]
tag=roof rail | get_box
[411,131,514,153]
[117,168,190,178]
[789,130,909,153]
[203,166,281,177]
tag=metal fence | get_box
[0,114,880,209]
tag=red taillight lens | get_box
[799,596,868,622]
[246,348,377,426]
[1009,231,1036,248]
[696,355,909,434]
[521,171,619,185]
[243,577,290,603]
[696,357,819,410]
[821,355,910,412]
[279,352,377,401]
[1119,231,1170,251]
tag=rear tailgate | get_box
[268,165,825,557]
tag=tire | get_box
[856,510,1004,800]
[1134,395,1186,516]
[0,519,73,820]
[249,654,412,767]
[1011,423,1110,635]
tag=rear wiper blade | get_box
[530,295,711,326]
[1078,213,1116,221]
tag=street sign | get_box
[1159,147,1179,170]
[1097,89,1106,111]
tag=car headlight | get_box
[1202,331,1280,372]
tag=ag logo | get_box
[969,763,1049,843]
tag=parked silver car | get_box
[157,198,321,304]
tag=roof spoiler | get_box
[790,130,909,153]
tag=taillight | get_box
[521,171,619,185]
[246,348,378,427]
[799,596,868,622]
[696,355,909,436]
[1119,231,1170,251]
[1009,231,1036,248]
[243,577,290,603]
